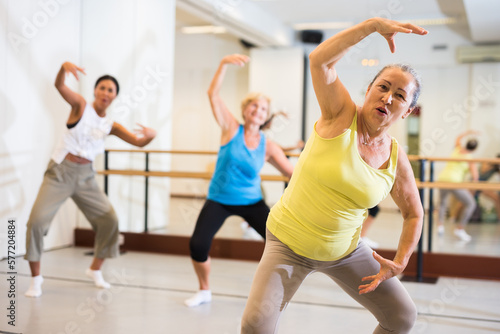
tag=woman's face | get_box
[94,79,118,110]
[364,68,416,127]
[242,98,269,125]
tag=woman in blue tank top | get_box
[185,54,294,307]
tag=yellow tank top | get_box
[437,147,470,183]
[267,113,398,261]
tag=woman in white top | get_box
[24,62,156,297]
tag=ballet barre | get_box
[98,149,500,282]
[406,155,500,281]
[408,155,500,164]
[416,181,500,191]
[98,169,289,182]
[408,155,500,251]
[98,149,293,233]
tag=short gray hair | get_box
[369,64,421,108]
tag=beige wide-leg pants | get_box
[25,159,119,262]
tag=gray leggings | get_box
[25,159,119,262]
[241,230,417,334]
[438,188,476,227]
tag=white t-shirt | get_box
[52,103,113,163]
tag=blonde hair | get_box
[240,92,271,119]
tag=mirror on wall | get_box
[98,3,500,262]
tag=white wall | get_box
[79,0,175,233]
[0,0,176,258]
[170,33,249,198]
[249,47,304,204]
[0,0,82,258]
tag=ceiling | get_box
[250,0,461,25]
[176,0,500,47]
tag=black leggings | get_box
[189,199,270,262]
[368,205,380,218]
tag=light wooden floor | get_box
[1,247,500,334]
[3,197,500,334]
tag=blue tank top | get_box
[207,125,266,205]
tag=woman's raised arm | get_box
[207,54,248,135]
[309,18,427,122]
[54,62,86,112]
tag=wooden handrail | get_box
[104,149,499,163]
[99,170,500,190]
[416,181,500,191]
[102,149,500,190]
[105,149,219,155]
[408,155,500,164]
[104,148,301,157]
[97,169,290,182]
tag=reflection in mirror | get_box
[99,4,500,265]
[162,7,254,239]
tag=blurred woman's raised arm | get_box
[54,62,86,112]
[207,54,247,135]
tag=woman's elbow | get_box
[414,208,425,228]
[207,89,217,100]
[308,50,320,67]
[282,166,293,179]
[136,138,153,148]
[403,206,424,227]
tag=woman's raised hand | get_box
[62,62,86,80]
[135,123,157,140]
[371,17,428,53]
[221,54,250,67]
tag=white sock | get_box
[25,275,44,298]
[184,290,212,307]
[86,269,111,289]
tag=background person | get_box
[24,62,156,297]
[475,154,500,222]
[241,111,304,240]
[436,130,479,241]
[185,54,294,307]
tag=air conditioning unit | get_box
[457,45,500,63]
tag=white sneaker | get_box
[243,227,264,240]
[86,269,111,289]
[240,221,249,231]
[362,237,379,249]
[454,229,471,242]
[25,275,44,298]
[241,221,263,240]
[184,290,212,307]
[437,225,445,236]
